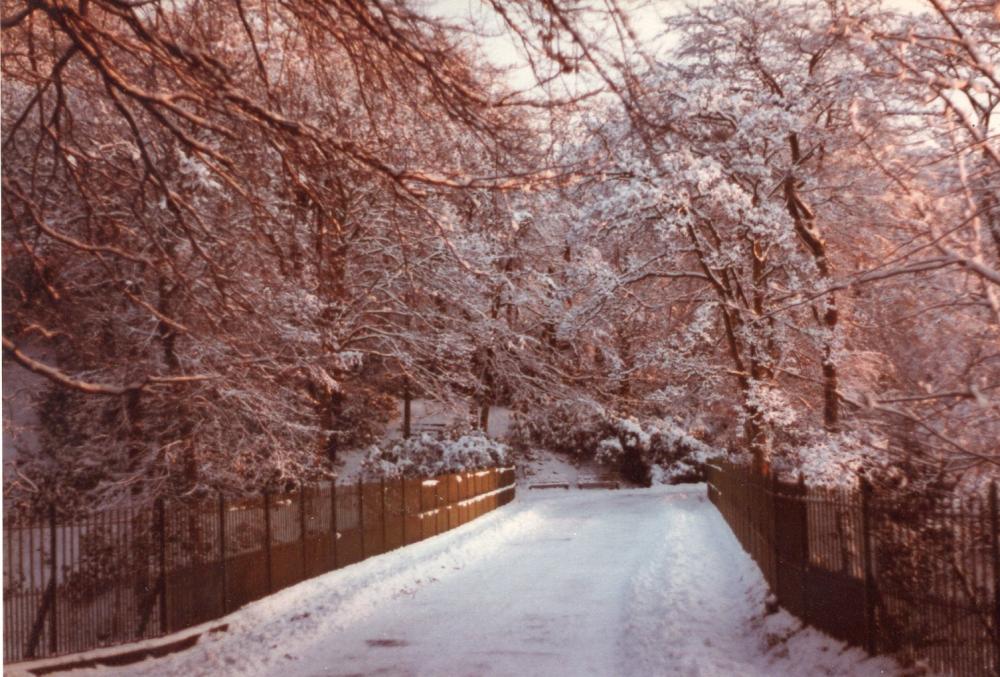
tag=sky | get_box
[429,0,933,92]
[428,0,674,91]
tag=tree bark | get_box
[785,133,840,431]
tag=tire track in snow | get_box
[621,491,769,675]
[621,492,899,677]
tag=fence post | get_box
[770,473,779,588]
[157,498,168,633]
[48,504,57,655]
[401,477,407,546]
[798,473,810,626]
[744,469,751,548]
[418,475,426,540]
[218,493,227,614]
[300,485,308,580]
[989,481,999,676]
[860,475,877,654]
[263,490,273,594]
[358,478,365,559]
[381,477,387,552]
[331,481,338,570]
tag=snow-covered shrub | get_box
[443,434,508,472]
[360,434,446,479]
[595,436,624,465]
[616,418,651,453]
[596,418,653,486]
[783,432,879,489]
[508,400,614,458]
[645,417,717,484]
[360,432,508,479]
[657,458,704,485]
[513,402,716,486]
[511,403,650,484]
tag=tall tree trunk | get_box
[786,133,840,431]
[479,402,490,433]
[687,223,773,473]
[402,379,412,439]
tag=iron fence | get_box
[707,460,999,676]
[3,467,516,664]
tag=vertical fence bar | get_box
[419,475,426,540]
[744,471,751,552]
[300,485,308,579]
[331,482,338,569]
[61,514,68,652]
[771,473,779,599]
[4,525,9,660]
[263,490,273,594]
[990,481,999,676]
[358,478,365,560]
[860,475,877,655]
[798,473,810,626]
[401,477,407,546]
[25,513,34,659]
[20,520,27,660]
[48,504,57,655]
[219,493,227,614]
[157,498,168,634]
[381,478,387,552]
[30,513,36,658]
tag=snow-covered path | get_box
[84,486,897,677]
[292,488,679,677]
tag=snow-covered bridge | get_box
[66,487,894,677]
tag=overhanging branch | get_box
[2,337,215,396]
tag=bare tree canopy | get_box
[3,0,998,511]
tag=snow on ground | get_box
[68,487,900,677]
[515,447,608,487]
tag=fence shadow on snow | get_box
[3,467,517,663]
[707,460,999,677]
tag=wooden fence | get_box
[707,460,999,676]
[3,467,517,663]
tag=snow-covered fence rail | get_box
[2,467,516,664]
[707,460,998,677]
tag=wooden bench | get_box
[528,482,571,490]
[410,422,448,436]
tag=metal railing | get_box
[3,467,516,664]
[707,460,998,676]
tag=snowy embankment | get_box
[67,487,899,677]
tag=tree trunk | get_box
[402,380,412,439]
[785,134,840,431]
[479,401,490,433]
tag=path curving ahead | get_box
[84,487,897,677]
